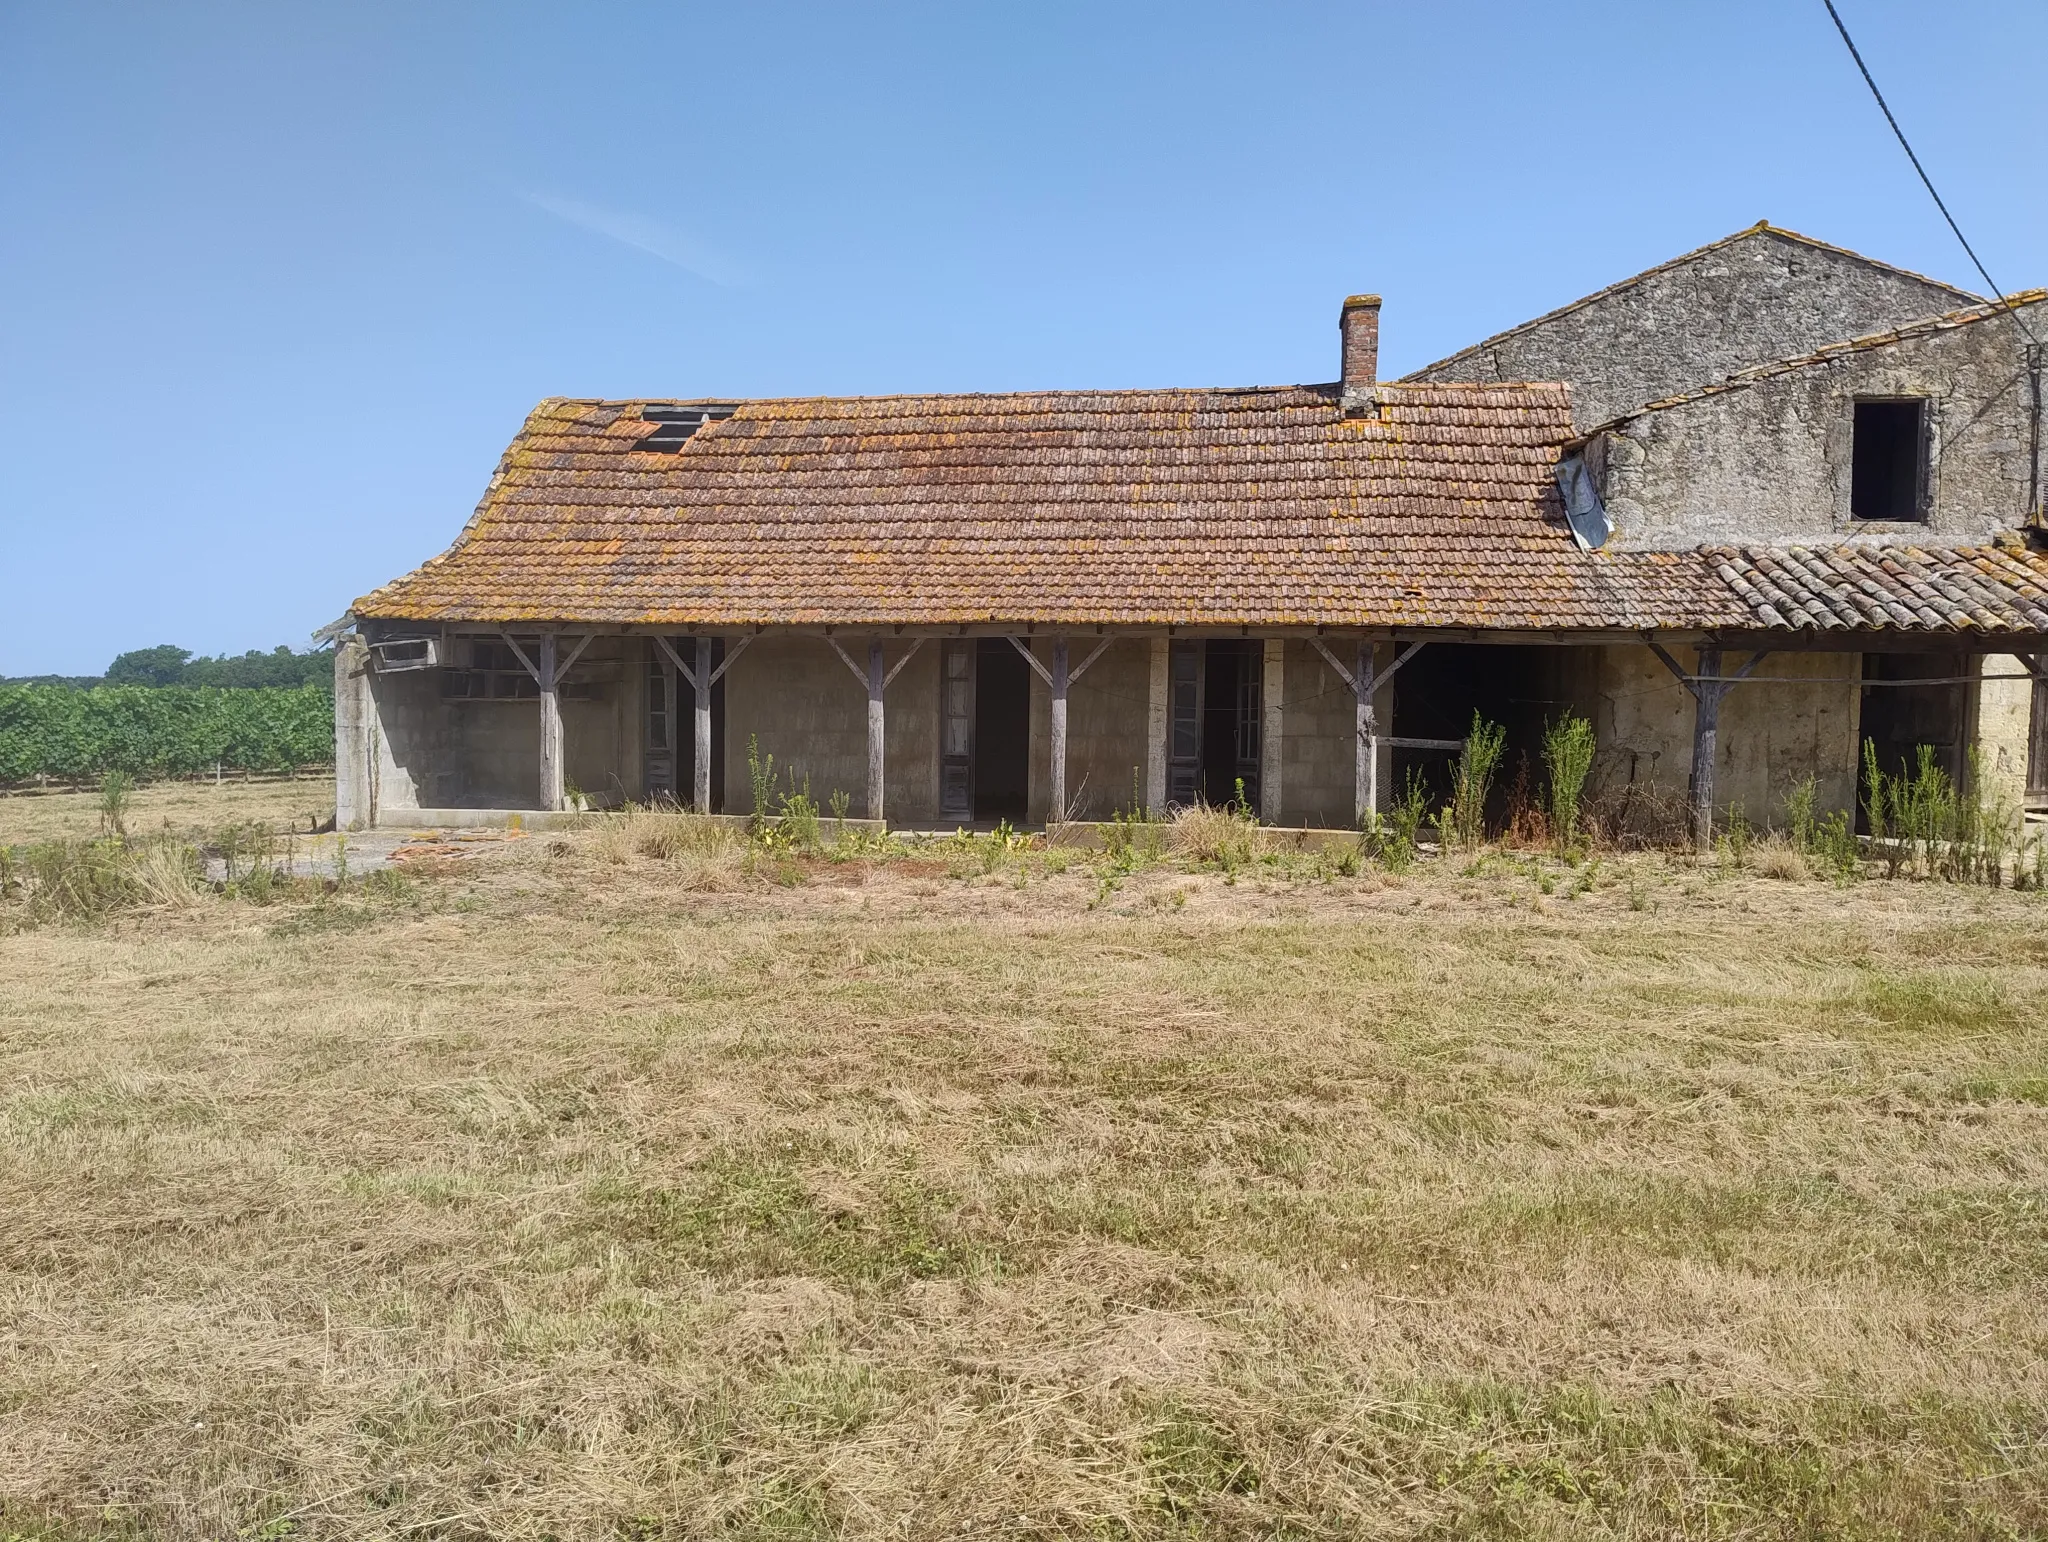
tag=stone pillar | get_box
[334,635,373,831]
[1261,638,1284,824]
[1145,636,1169,816]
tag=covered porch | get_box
[334,621,2048,841]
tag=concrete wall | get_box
[1596,300,2044,550]
[337,630,637,825]
[1278,641,1363,828]
[723,634,873,818]
[1406,228,1977,431]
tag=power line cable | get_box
[1820,0,2038,345]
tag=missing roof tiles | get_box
[635,404,736,452]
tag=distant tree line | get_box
[0,644,337,784]
[3,643,333,690]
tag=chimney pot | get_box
[1340,294,1381,416]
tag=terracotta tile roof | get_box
[354,383,2048,639]
[359,383,1627,629]
[1703,543,2048,634]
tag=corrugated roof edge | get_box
[1570,291,2048,439]
[1399,222,1985,383]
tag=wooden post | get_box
[1146,636,1169,816]
[693,635,713,814]
[1690,643,1722,850]
[538,631,563,811]
[1355,638,1378,827]
[1049,637,1070,822]
[867,638,886,822]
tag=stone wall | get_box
[1405,227,1977,431]
[1586,645,1862,827]
[1595,301,2044,551]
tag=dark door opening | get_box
[1201,640,1261,808]
[1166,640,1260,808]
[1858,650,1966,829]
[645,637,725,810]
[1390,644,1575,828]
[973,639,1031,821]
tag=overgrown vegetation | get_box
[1541,712,1596,856]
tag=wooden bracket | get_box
[824,635,867,686]
[499,631,590,686]
[653,635,696,691]
[883,637,927,689]
[1006,635,1054,687]
[708,634,751,687]
[1066,635,1114,685]
[1309,637,1424,693]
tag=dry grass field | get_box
[0,778,332,847]
[2,810,2046,1540]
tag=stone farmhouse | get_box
[336,224,2048,839]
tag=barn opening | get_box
[1858,650,1967,828]
[1165,640,1260,809]
[973,640,1031,821]
[644,637,726,810]
[1391,644,1581,827]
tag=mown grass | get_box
[0,817,2044,1539]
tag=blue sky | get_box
[2,0,2042,675]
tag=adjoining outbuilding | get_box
[337,227,2048,839]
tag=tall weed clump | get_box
[1862,742,2017,884]
[1366,770,1430,870]
[1541,714,1595,856]
[1450,713,1506,848]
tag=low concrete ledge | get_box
[1045,821,1364,853]
[364,808,892,836]
[366,807,589,832]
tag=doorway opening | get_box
[1858,650,1967,829]
[1166,640,1260,809]
[974,640,1031,820]
[645,637,726,810]
[938,639,1031,823]
[1391,644,1578,828]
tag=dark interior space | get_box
[1851,398,1929,522]
[974,638,1030,820]
[644,637,726,811]
[1199,640,1261,807]
[1391,644,1580,826]
[1858,650,1966,827]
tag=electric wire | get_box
[1820,0,2039,346]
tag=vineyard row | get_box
[0,684,335,784]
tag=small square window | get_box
[1851,399,1929,522]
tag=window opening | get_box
[1851,399,1930,521]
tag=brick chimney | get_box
[1340,294,1381,416]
